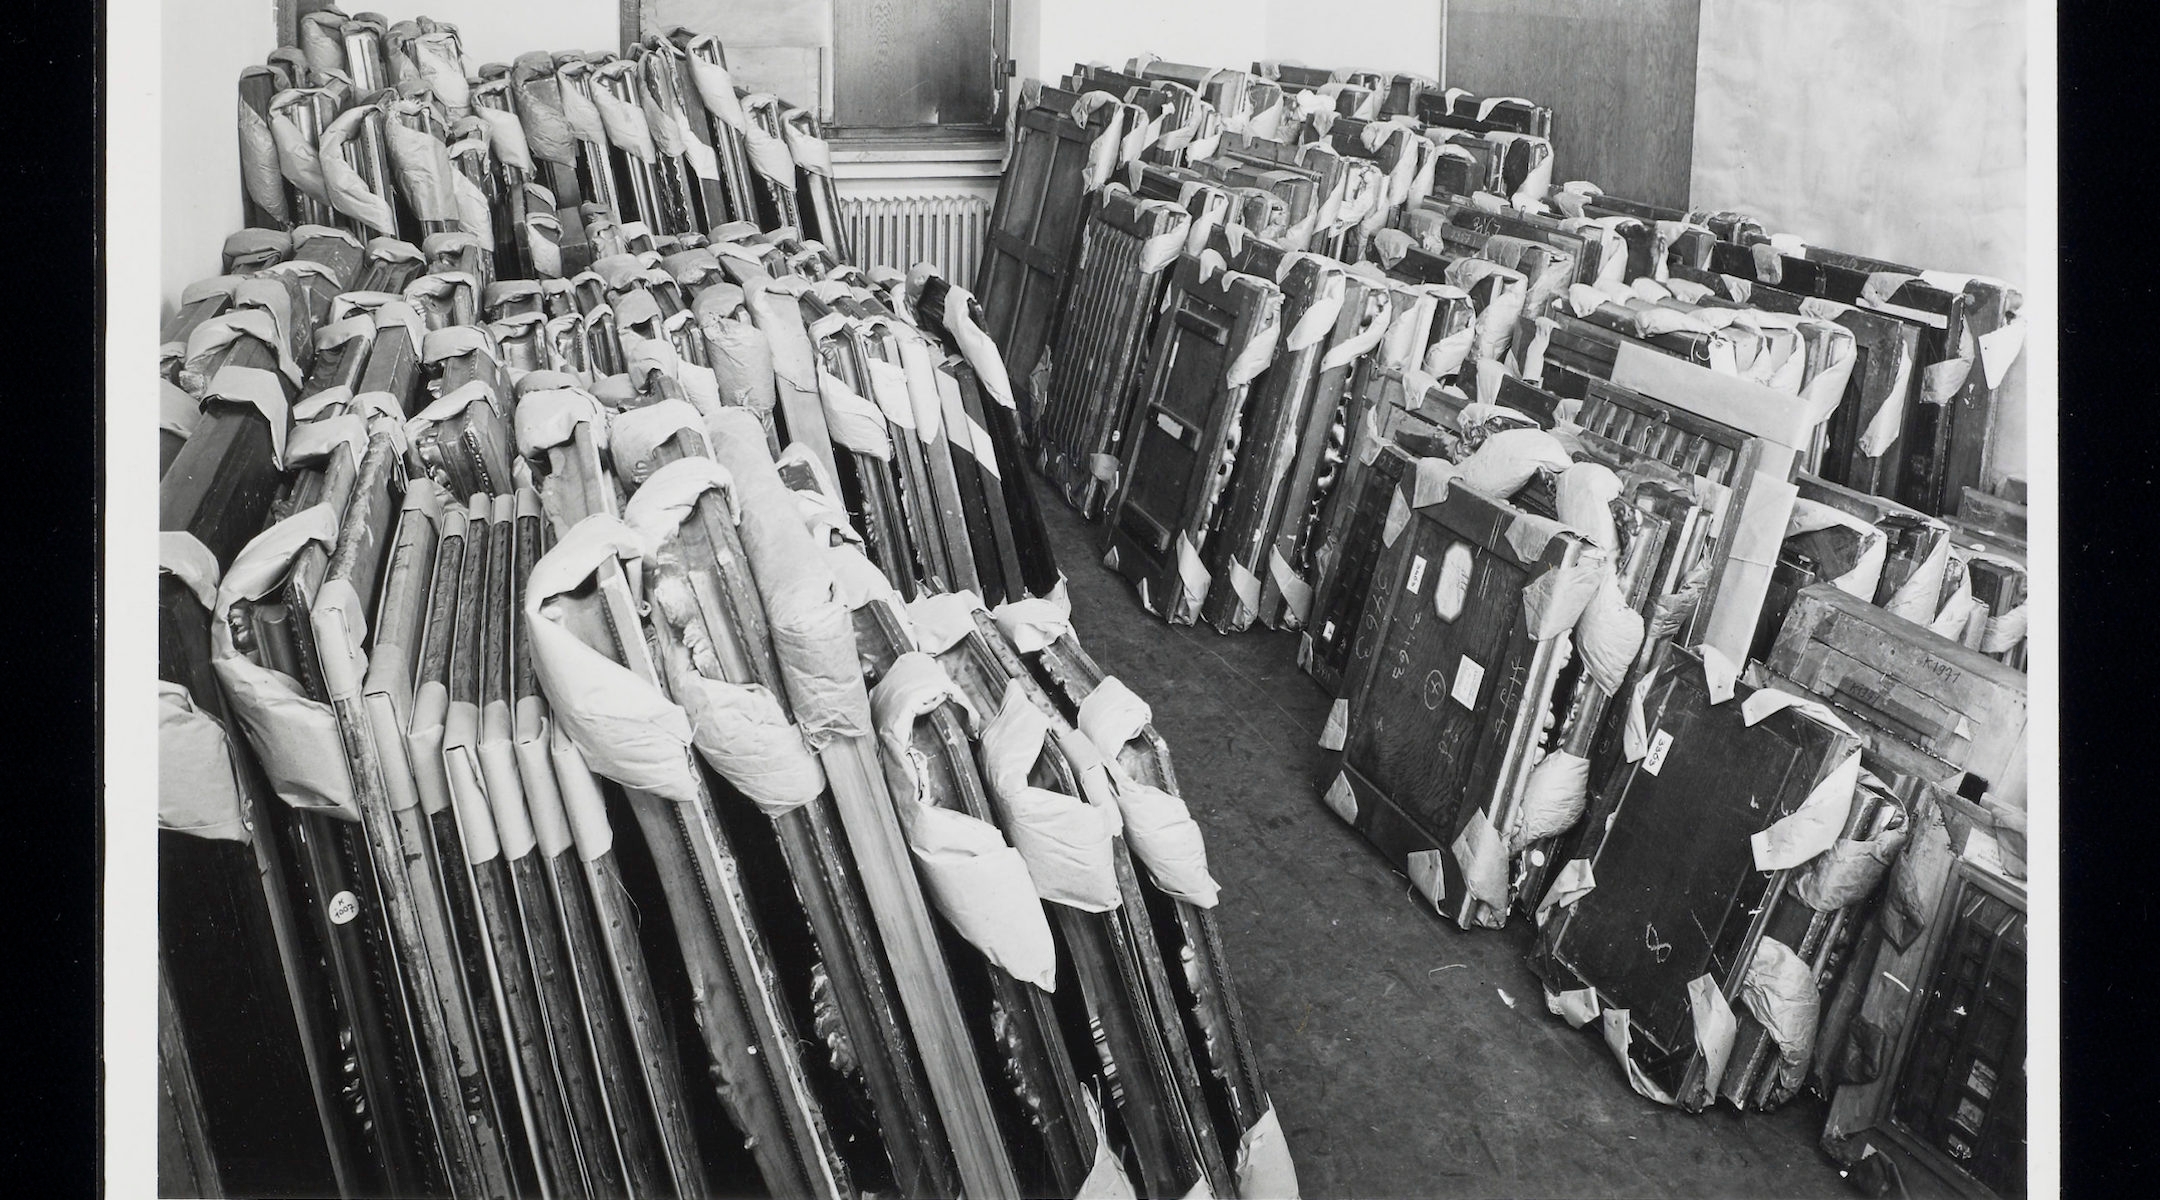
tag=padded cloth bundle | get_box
[705,408,872,746]
[1453,427,1572,499]
[1074,676,1220,907]
[1507,750,1592,853]
[1736,936,1819,1105]
[991,579,1074,654]
[210,504,359,820]
[979,679,1124,912]
[871,652,1058,991]
[1793,803,1910,912]
[626,458,828,816]
[159,680,250,843]
[525,514,709,804]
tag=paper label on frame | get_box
[1642,729,1674,776]
[1451,655,1485,709]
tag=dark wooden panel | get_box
[834,0,998,128]
[1445,0,1700,207]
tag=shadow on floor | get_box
[1034,475,1852,1199]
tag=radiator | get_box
[840,194,991,291]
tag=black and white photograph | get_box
[106,1,2056,1196]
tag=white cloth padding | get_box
[555,68,607,146]
[385,116,459,223]
[1371,227,1414,268]
[621,455,736,554]
[1450,807,1509,916]
[159,681,250,843]
[1076,676,1219,905]
[475,106,536,174]
[1688,973,1740,1102]
[1736,937,1819,1102]
[991,578,1073,653]
[1283,266,1348,353]
[317,107,398,235]
[1545,984,1601,1028]
[187,307,300,389]
[1172,533,1211,625]
[549,725,615,862]
[1380,487,1411,548]
[1268,548,1314,628]
[940,284,1018,410]
[1601,1007,1677,1106]
[609,399,710,482]
[1520,562,1601,642]
[1786,499,1887,600]
[591,77,657,162]
[1504,511,1572,566]
[266,94,329,203]
[1318,698,1349,752]
[683,39,750,131]
[238,97,289,220]
[514,386,607,457]
[1750,748,1862,873]
[159,530,221,611]
[1221,278,1283,389]
[1575,573,1645,695]
[814,367,893,459]
[210,505,358,821]
[525,515,704,805]
[1700,644,1741,706]
[1456,427,1572,499]
[1507,751,1592,852]
[873,654,1059,990]
[1534,857,1595,928]
[827,542,902,612]
[1795,812,1911,912]
[907,591,987,655]
[863,357,915,432]
[1555,462,1621,549]
[665,638,826,816]
[706,409,871,746]
[981,680,1122,912]
[1235,1102,1300,1200]
[702,313,780,419]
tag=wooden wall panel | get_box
[1444,0,1700,208]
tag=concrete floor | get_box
[1035,481,1853,1200]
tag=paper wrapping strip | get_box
[1521,562,1601,642]
[1318,698,1349,752]
[706,409,871,746]
[1794,812,1911,913]
[266,92,330,204]
[209,504,358,820]
[1554,462,1621,549]
[1506,751,1592,853]
[1600,1008,1678,1106]
[1078,1086,1140,1198]
[1533,857,1595,929]
[981,680,1123,912]
[159,530,221,611]
[739,95,801,184]
[906,590,987,655]
[237,92,291,223]
[1575,573,1644,695]
[385,113,460,223]
[815,368,895,460]
[159,680,251,843]
[1455,427,1571,499]
[942,578,1039,650]
[1449,806,1509,917]
[525,515,705,805]
[1749,745,1862,873]
[1736,936,1819,1103]
[1075,676,1220,906]
[1543,983,1601,1028]
[591,74,657,163]
[1234,1101,1300,1200]
[872,653,1058,991]
[1687,973,1740,1103]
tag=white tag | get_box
[1405,555,1428,594]
[1435,542,1473,621]
[1451,656,1484,709]
[1642,729,1673,776]
[1323,773,1358,824]
[1156,411,1185,439]
[328,890,361,925]
[1321,621,1336,641]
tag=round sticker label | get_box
[1434,542,1474,621]
[328,890,361,926]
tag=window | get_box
[644,0,1006,134]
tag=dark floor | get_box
[1033,480,1851,1200]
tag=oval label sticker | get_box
[1434,542,1474,621]
[328,890,361,926]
